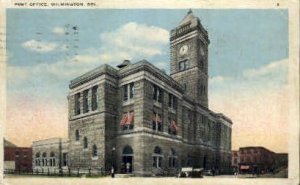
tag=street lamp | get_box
[111,147,116,177]
[112,147,116,168]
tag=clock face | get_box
[179,45,188,55]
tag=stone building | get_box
[67,10,232,176]
[32,138,69,173]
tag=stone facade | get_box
[32,138,69,173]
[33,10,233,176]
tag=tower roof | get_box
[179,9,198,26]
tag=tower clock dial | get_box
[179,45,188,55]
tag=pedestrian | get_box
[111,166,115,178]
[126,162,130,173]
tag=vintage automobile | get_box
[178,167,203,178]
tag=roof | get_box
[179,9,198,26]
[4,139,17,147]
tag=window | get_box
[200,84,206,96]
[75,130,80,141]
[75,93,81,115]
[123,83,134,101]
[168,94,177,109]
[120,111,134,130]
[63,153,67,166]
[92,145,97,157]
[42,152,47,166]
[35,152,40,166]
[152,112,162,131]
[83,89,89,113]
[168,118,178,135]
[179,59,188,71]
[83,137,88,149]
[168,148,177,168]
[50,152,55,166]
[153,146,162,168]
[153,85,163,103]
[23,151,28,158]
[91,86,98,111]
[15,150,19,158]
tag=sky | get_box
[6,9,289,153]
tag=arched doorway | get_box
[122,145,133,173]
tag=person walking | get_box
[111,166,115,178]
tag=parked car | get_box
[203,169,213,176]
[178,167,203,178]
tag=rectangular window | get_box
[168,94,177,109]
[152,112,162,132]
[91,86,98,111]
[179,59,188,71]
[75,93,81,115]
[123,84,128,101]
[153,156,162,168]
[123,83,134,101]
[129,83,134,99]
[120,111,134,130]
[83,89,89,113]
[63,153,68,166]
[153,85,163,103]
[168,118,178,135]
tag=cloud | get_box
[99,22,169,59]
[243,59,288,79]
[209,76,229,84]
[52,26,65,36]
[22,39,58,53]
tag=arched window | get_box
[35,152,40,158]
[92,145,97,157]
[75,130,80,141]
[153,146,162,168]
[168,148,177,167]
[83,137,88,149]
[123,145,133,155]
[42,152,47,166]
[50,152,55,166]
[35,152,41,166]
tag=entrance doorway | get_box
[122,145,133,173]
[203,155,207,169]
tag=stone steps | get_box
[114,174,135,178]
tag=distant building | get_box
[232,146,287,174]
[231,150,239,171]
[32,138,69,173]
[4,139,32,172]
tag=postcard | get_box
[0,1,299,185]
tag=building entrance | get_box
[122,145,133,173]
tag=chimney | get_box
[117,60,131,68]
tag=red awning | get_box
[120,114,128,125]
[126,112,134,125]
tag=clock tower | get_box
[170,10,210,108]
